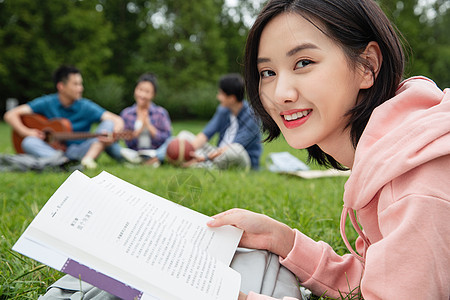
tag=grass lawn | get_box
[0,120,359,299]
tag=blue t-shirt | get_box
[28,94,105,145]
[202,101,262,169]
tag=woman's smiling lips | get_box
[281,109,312,129]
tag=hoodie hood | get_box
[344,76,450,210]
[339,77,450,262]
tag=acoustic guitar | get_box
[12,114,134,154]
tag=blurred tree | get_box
[123,0,228,118]
[98,0,259,118]
[131,0,227,91]
[0,0,114,108]
[219,0,264,74]
[378,0,450,88]
[100,0,146,94]
[0,0,448,118]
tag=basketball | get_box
[166,138,195,165]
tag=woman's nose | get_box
[273,74,298,104]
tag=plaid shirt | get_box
[120,103,172,150]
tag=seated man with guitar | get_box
[4,65,128,169]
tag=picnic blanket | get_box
[267,152,351,179]
[0,152,81,172]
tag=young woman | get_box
[208,0,450,299]
[119,73,172,164]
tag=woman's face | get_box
[257,13,367,153]
[134,81,155,108]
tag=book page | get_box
[91,171,241,265]
[17,171,242,300]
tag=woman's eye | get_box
[295,59,313,69]
[260,70,275,78]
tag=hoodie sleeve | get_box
[281,230,364,299]
[245,230,364,300]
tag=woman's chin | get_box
[283,137,311,150]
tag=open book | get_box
[13,171,243,300]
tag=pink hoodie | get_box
[248,77,450,300]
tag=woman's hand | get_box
[135,109,157,137]
[238,292,248,300]
[207,208,295,258]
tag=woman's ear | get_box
[359,41,382,89]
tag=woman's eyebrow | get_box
[257,57,270,64]
[257,43,319,64]
[286,43,318,57]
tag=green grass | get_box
[0,120,360,299]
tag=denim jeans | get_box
[21,120,122,161]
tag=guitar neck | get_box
[48,131,132,142]
[49,132,103,141]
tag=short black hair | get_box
[245,0,404,170]
[218,73,245,102]
[137,73,158,95]
[52,65,81,89]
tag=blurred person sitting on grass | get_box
[118,73,172,167]
[175,73,262,170]
[4,65,125,170]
